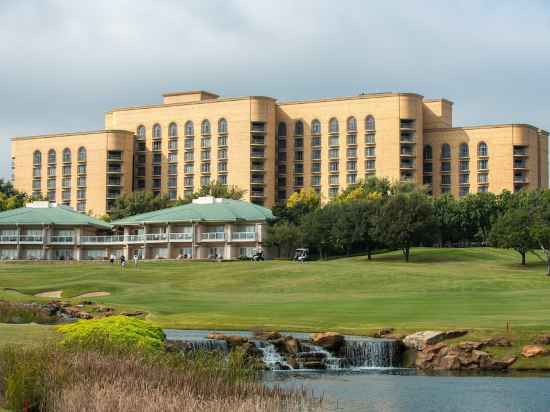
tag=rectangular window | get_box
[152,179,161,190]
[312,149,321,160]
[136,167,145,177]
[62,165,71,176]
[168,163,177,175]
[294,138,304,148]
[423,163,433,173]
[459,161,469,172]
[478,159,488,170]
[347,161,357,171]
[441,175,451,185]
[218,136,227,146]
[218,174,227,185]
[201,138,211,148]
[311,136,321,146]
[184,164,194,174]
[347,134,357,145]
[347,148,357,158]
[32,180,41,190]
[460,174,469,184]
[48,166,56,177]
[201,162,210,173]
[423,175,432,185]
[478,173,489,184]
[278,151,287,161]
[47,179,56,190]
[201,150,210,161]
[152,153,162,164]
[61,177,71,188]
[48,191,56,201]
[218,161,227,172]
[294,163,304,174]
[365,147,376,157]
[329,148,339,159]
[329,136,339,146]
[33,168,41,178]
[366,159,376,170]
[200,175,210,186]
[168,152,178,162]
[329,175,339,185]
[136,179,145,189]
[365,133,375,144]
[329,161,339,172]
[278,139,287,149]
[168,190,177,200]
[153,165,162,176]
[295,151,304,161]
[77,189,86,199]
[77,164,86,174]
[218,149,227,159]
[347,174,357,185]
[137,154,146,164]
[136,141,146,152]
[152,141,162,151]
[311,162,321,173]
[62,190,71,201]
[184,151,194,161]
[185,138,194,149]
[184,176,193,186]
[294,176,304,186]
[168,177,177,188]
[459,187,469,197]
[77,201,86,212]
[478,186,488,193]
[329,187,339,198]
[168,140,178,151]
[278,164,287,174]
[441,161,451,172]
[311,175,321,186]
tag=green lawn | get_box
[1,247,550,334]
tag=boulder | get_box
[120,311,145,317]
[207,332,227,340]
[310,332,345,352]
[457,341,485,351]
[535,334,550,345]
[224,335,248,347]
[295,352,327,369]
[483,336,512,347]
[521,345,548,358]
[254,331,282,341]
[404,330,468,350]
[373,328,394,338]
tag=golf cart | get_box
[294,248,309,262]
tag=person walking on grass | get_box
[119,254,126,270]
[133,252,139,267]
[110,253,115,264]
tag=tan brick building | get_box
[11,90,549,215]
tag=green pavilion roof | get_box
[0,203,111,229]
[111,198,274,226]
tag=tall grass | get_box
[0,301,56,324]
[0,345,323,412]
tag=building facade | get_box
[11,90,549,215]
[0,198,272,261]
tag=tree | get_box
[264,220,302,258]
[527,190,550,275]
[489,208,535,265]
[0,179,29,211]
[175,181,246,205]
[274,188,321,225]
[376,191,435,262]
[109,192,172,220]
[300,205,337,259]
[432,194,462,245]
[331,200,379,258]
[458,193,499,243]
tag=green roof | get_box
[111,199,274,226]
[0,204,112,229]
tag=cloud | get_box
[1,0,549,178]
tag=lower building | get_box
[11,90,549,215]
[0,197,273,261]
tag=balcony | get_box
[513,148,528,157]
[201,232,225,241]
[126,235,145,243]
[514,176,529,184]
[400,119,416,130]
[400,161,416,169]
[250,191,265,198]
[49,236,74,244]
[80,235,125,244]
[19,235,43,243]
[0,235,18,243]
[250,163,265,172]
[107,152,123,162]
[145,233,168,242]
[400,149,415,157]
[231,232,256,241]
[514,161,528,169]
[251,178,265,185]
[250,150,265,159]
[169,233,193,241]
[251,137,265,145]
[400,133,416,143]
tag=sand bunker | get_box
[35,290,63,298]
[75,291,111,298]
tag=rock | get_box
[224,335,248,347]
[79,300,95,306]
[535,334,550,345]
[272,336,301,354]
[404,330,468,350]
[254,331,282,341]
[489,357,517,370]
[310,332,345,352]
[207,332,227,340]
[373,328,394,338]
[483,336,512,347]
[521,345,549,358]
[457,341,485,351]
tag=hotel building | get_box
[11,90,549,216]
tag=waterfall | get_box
[175,338,229,353]
[342,338,401,368]
[254,340,293,370]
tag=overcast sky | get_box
[1,0,549,179]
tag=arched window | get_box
[294,120,304,136]
[201,119,211,135]
[78,147,86,162]
[441,143,451,159]
[48,149,56,164]
[168,122,178,138]
[277,122,287,137]
[185,121,194,136]
[347,116,357,132]
[423,145,432,161]
[218,118,228,134]
[137,125,146,139]
[478,142,488,157]
[311,119,321,135]
[329,118,339,133]
[33,150,42,165]
[459,143,469,158]
[365,115,376,131]
[153,124,162,139]
[62,148,71,163]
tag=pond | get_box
[265,369,550,412]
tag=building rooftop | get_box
[0,202,112,228]
[111,197,274,226]
[11,129,134,141]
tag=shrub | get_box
[57,315,165,353]
[0,301,57,324]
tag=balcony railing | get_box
[0,235,18,243]
[80,235,125,244]
[513,148,528,156]
[126,235,145,243]
[201,232,225,241]
[49,236,74,244]
[20,235,43,243]
[145,233,168,242]
[169,233,193,241]
[231,232,256,241]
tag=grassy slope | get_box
[1,247,550,368]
